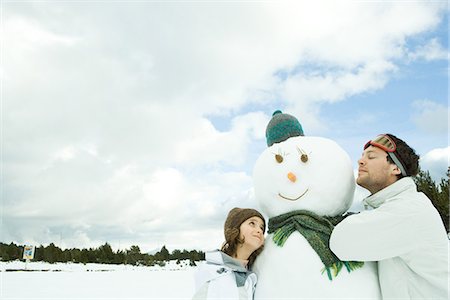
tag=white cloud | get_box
[281,60,398,133]
[420,147,450,182]
[174,112,269,166]
[349,185,371,213]
[348,168,370,213]
[5,15,79,53]
[283,61,397,105]
[412,100,449,134]
[408,38,449,61]
[53,145,77,162]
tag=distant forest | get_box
[0,242,204,266]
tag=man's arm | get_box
[330,204,418,261]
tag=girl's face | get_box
[239,216,265,252]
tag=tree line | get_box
[0,242,204,266]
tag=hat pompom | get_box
[265,110,304,147]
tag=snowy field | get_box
[0,260,196,299]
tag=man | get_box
[330,134,449,299]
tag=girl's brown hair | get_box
[221,207,265,268]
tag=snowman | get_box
[253,111,381,299]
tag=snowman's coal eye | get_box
[297,146,309,163]
[275,154,283,163]
[301,154,308,163]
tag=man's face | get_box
[357,145,399,194]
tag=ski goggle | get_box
[364,134,407,176]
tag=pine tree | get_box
[98,243,115,264]
[80,249,89,264]
[171,249,182,260]
[0,243,23,261]
[437,168,449,232]
[44,243,63,263]
[126,245,142,265]
[0,243,8,261]
[34,245,45,261]
[414,168,449,233]
[155,245,170,261]
[114,250,126,264]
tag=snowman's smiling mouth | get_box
[278,189,309,201]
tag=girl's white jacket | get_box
[192,250,257,300]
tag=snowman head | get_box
[253,112,355,218]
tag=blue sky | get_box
[1,1,448,252]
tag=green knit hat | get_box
[266,110,304,146]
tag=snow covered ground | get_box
[0,260,197,299]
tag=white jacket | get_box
[192,250,257,300]
[330,177,449,299]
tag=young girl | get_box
[192,207,266,300]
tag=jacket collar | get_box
[362,177,416,209]
[206,250,248,273]
[206,250,251,287]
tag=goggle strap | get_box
[387,152,407,176]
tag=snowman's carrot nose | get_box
[287,172,297,183]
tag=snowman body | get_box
[252,136,381,299]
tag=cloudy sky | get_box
[2,1,448,253]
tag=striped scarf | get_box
[268,210,364,280]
